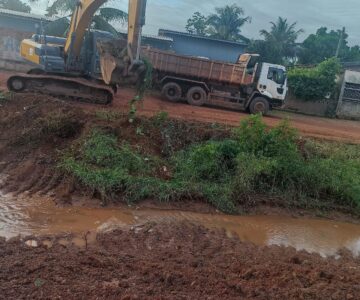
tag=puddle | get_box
[1,193,360,257]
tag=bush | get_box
[61,116,360,213]
[288,58,341,100]
[61,130,159,199]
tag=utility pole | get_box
[335,27,346,58]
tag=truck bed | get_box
[142,48,255,86]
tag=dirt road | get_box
[1,70,360,143]
[111,89,360,143]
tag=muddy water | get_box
[1,193,360,257]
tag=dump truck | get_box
[141,48,288,115]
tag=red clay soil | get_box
[1,222,360,300]
[1,70,360,143]
[111,89,360,144]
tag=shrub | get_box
[174,139,239,182]
[61,116,360,213]
[61,130,159,199]
[288,58,341,100]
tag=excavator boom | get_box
[127,0,147,60]
[98,0,147,85]
[65,0,107,58]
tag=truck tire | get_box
[249,97,270,115]
[187,86,207,106]
[162,82,182,102]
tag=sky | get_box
[28,0,360,45]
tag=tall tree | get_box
[298,27,360,64]
[186,12,207,36]
[0,0,31,13]
[247,39,282,64]
[206,4,250,42]
[30,0,127,36]
[258,17,303,64]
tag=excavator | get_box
[6,0,147,104]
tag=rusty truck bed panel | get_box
[142,48,254,86]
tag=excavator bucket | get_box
[98,39,146,87]
[98,0,147,87]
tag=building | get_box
[0,9,173,71]
[0,8,54,70]
[337,69,360,120]
[158,29,248,63]
[343,61,360,72]
[118,30,173,51]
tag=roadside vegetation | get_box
[288,58,341,100]
[60,113,360,214]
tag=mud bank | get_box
[1,222,360,300]
[0,93,359,218]
[2,194,360,257]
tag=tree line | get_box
[186,5,360,65]
[1,0,359,65]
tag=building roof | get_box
[343,61,360,67]
[0,8,56,22]
[0,9,172,43]
[118,29,173,42]
[158,29,248,46]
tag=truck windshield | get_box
[267,68,286,85]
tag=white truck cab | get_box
[257,63,288,102]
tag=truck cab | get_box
[257,63,287,104]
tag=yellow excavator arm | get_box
[65,0,147,60]
[63,0,147,85]
[64,0,107,57]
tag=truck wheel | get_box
[162,82,182,102]
[187,86,207,106]
[249,97,270,115]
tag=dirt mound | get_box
[0,94,86,198]
[0,222,359,299]
[0,93,228,201]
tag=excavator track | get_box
[7,74,114,105]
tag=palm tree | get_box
[207,4,250,42]
[260,17,303,60]
[0,0,31,13]
[30,0,127,36]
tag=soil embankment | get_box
[1,222,360,300]
[1,86,360,299]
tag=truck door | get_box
[258,64,287,101]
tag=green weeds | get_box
[60,115,360,214]
[95,110,123,122]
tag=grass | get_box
[95,110,124,122]
[60,115,360,214]
[0,90,12,103]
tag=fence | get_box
[337,70,360,120]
